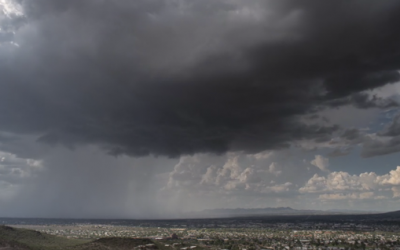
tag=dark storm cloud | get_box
[330,117,400,158]
[358,115,400,157]
[1,0,400,157]
[341,129,363,142]
[361,135,400,158]
[327,93,399,109]
[379,115,400,137]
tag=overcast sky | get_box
[1,0,400,218]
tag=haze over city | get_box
[1,0,400,219]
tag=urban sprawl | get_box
[9,221,400,250]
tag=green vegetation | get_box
[0,225,161,250]
[0,225,90,250]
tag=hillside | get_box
[0,225,89,250]
[0,226,162,250]
[0,235,30,250]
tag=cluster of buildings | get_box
[8,222,400,250]
[186,229,400,250]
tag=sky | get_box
[1,0,400,219]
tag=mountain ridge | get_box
[198,207,378,217]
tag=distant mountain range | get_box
[195,207,379,218]
[203,207,296,214]
[382,210,400,216]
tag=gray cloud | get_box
[0,144,179,218]
[0,0,399,157]
[379,115,400,136]
[322,115,400,158]
[1,138,399,217]
[327,148,351,158]
[361,135,400,158]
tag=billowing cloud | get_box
[311,155,330,172]
[379,115,400,137]
[1,0,400,218]
[0,140,400,217]
[300,172,379,193]
[318,192,378,201]
[361,134,400,157]
[300,166,400,199]
[303,114,400,158]
[0,0,398,157]
[380,166,400,185]
[167,151,313,198]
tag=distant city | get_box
[1,209,400,250]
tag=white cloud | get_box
[311,155,330,172]
[319,192,376,200]
[299,174,327,193]
[165,152,400,210]
[300,172,368,193]
[264,182,292,193]
[392,186,400,198]
[380,166,400,185]
[0,134,398,216]
[0,0,23,17]
[0,0,24,47]
[0,150,43,199]
[268,162,282,176]
[300,166,400,200]
[164,151,400,211]
[167,151,306,198]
